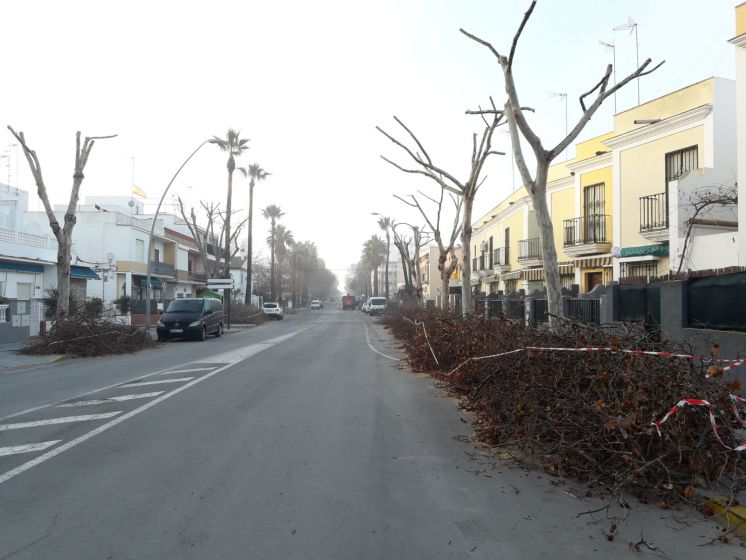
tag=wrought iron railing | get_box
[640,192,668,231]
[493,247,509,267]
[150,261,176,276]
[563,215,610,246]
[518,238,542,260]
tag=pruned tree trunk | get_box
[8,126,116,322]
[460,200,474,314]
[461,0,662,325]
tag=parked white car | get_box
[262,302,284,320]
[310,300,323,310]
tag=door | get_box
[585,272,603,292]
[583,183,605,242]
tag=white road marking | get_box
[0,412,122,432]
[123,377,193,387]
[0,356,213,423]
[364,325,399,361]
[0,440,62,457]
[57,392,165,407]
[155,367,216,375]
[0,322,319,486]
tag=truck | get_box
[342,295,355,310]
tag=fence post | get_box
[600,281,619,325]
[660,280,686,340]
[525,296,533,327]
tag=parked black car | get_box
[157,298,224,341]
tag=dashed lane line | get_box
[0,441,62,457]
[0,412,122,432]
[364,324,399,361]
[0,321,321,486]
[123,377,194,388]
[57,392,165,408]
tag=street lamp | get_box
[144,139,211,333]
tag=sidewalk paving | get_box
[0,341,66,371]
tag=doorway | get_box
[585,271,603,292]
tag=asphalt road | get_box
[0,309,734,559]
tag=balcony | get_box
[493,247,510,273]
[150,261,176,277]
[518,238,542,268]
[563,214,611,257]
[188,271,207,283]
[639,192,669,243]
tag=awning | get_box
[70,265,100,279]
[136,276,163,288]
[574,254,612,269]
[502,270,522,281]
[0,260,44,273]
[481,275,498,283]
[620,244,669,258]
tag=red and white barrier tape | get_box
[653,397,746,452]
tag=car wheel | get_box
[198,326,206,341]
[215,322,223,337]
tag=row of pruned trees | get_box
[377,0,662,323]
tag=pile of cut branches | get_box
[229,303,266,325]
[382,307,746,502]
[21,309,156,357]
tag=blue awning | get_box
[136,276,163,288]
[0,260,44,273]
[70,265,100,279]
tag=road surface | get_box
[0,308,732,558]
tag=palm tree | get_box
[210,129,250,285]
[262,204,284,300]
[377,216,392,300]
[239,163,270,304]
[270,224,294,302]
[362,235,386,297]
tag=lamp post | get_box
[145,140,210,333]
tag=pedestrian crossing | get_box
[0,363,222,464]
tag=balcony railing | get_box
[188,271,207,283]
[518,238,542,260]
[150,261,176,276]
[563,215,610,246]
[0,227,57,250]
[493,247,509,267]
[640,192,668,231]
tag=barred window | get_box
[560,275,575,290]
[504,279,518,294]
[620,261,658,282]
[665,146,698,183]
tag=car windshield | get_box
[370,298,386,306]
[165,300,203,313]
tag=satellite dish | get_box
[128,199,135,208]
[611,246,621,258]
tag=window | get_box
[666,145,698,183]
[136,239,145,262]
[154,248,160,262]
[583,183,605,242]
[505,279,517,294]
[16,282,32,300]
[488,236,494,268]
[620,261,658,282]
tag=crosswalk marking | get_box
[57,392,165,408]
[0,412,122,432]
[0,440,61,457]
[157,367,215,375]
[123,377,193,388]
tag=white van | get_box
[367,297,387,316]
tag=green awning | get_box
[136,276,163,288]
[0,260,44,273]
[71,265,100,279]
[620,244,669,258]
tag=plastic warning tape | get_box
[653,397,746,452]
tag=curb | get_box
[706,496,746,534]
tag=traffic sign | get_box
[207,279,234,289]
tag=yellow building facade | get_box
[469,76,735,296]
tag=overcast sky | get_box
[0,0,737,285]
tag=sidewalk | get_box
[0,341,67,371]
